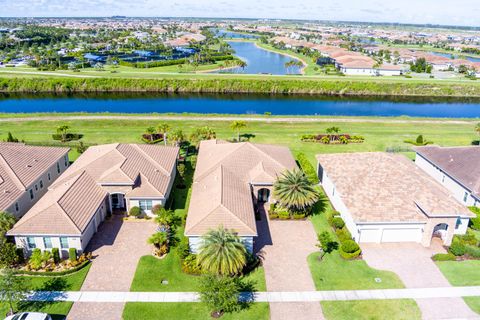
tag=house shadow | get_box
[85,213,124,253]
[253,204,272,257]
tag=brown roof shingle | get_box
[316,152,473,223]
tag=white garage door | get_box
[381,228,422,243]
[359,229,382,243]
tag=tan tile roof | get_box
[316,152,473,223]
[185,140,297,236]
[415,146,480,198]
[8,172,107,236]
[0,143,69,211]
[9,144,179,236]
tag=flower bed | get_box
[141,133,164,144]
[267,203,307,220]
[301,134,364,144]
[13,260,91,276]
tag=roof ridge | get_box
[248,143,288,170]
[0,153,26,190]
[194,141,243,181]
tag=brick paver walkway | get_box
[362,241,479,320]
[67,214,156,320]
[255,206,325,320]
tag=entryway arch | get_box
[432,223,449,244]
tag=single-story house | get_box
[8,143,179,257]
[185,140,296,253]
[0,143,70,218]
[316,152,474,246]
[415,146,479,207]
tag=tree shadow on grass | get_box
[237,278,257,311]
[311,193,329,216]
[240,133,256,141]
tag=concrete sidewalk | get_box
[26,286,480,303]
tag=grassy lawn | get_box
[123,302,269,320]
[464,298,480,314]
[321,299,421,320]
[0,117,476,163]
[436,260,480,286]
[0,264,91,319]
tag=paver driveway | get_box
[361,241,479,320]
[67,214,156,320]
[255,207,325,320]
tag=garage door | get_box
[381,228,422,243]
[359,229,382,243]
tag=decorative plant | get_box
[404,135,433,146]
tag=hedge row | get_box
[13,260,90,277]
[297,153,319,184]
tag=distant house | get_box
[0,143,69,218]
[415,146,480,208]
[375,64,404,76]
[8,143,179,257]
[185,140,297,253]
[317,152,474,246]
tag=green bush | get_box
[332,217,345,229]
[465,245,480,259]
[151,204,163,215]
[339,248,361,260]
[470,207,480,230]
[327,211,339,226]
[335,227,352,242]
[297,153,320,184]
[449,241,466,256]
[268,213,279,219]
[52,248,60,264]
[269,203,276,213]
[278,211,290,220]
[182,254,202,275]
[176,237,190,260]
[432,253,457,261]
[293,213,306,220]
[317,231,338,254]
[456,232,478,246]
[129,206,141,217]
[341,240,360,253]
[14,260,90,276]
[69,248,77,262]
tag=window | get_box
[463,192,468,203]
[43,237,52,249]
[48,173,51,181]
[57,162,60,173]
[442,175,445,183]
[15,202,19,212]
[60,237,69,249]
[64,155,68,167]
[29,189,34,200]
[455,217,462,230]
[39,180,44,189]
[35,184,38,191]
[139,200,153,210]
[27,237,36,249]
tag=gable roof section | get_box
[8,172,107,236]
[415,146,480,198]
[0,143,69,211]
[316,152,473,224]
[185,140,297,236]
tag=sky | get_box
[1,0,480,27]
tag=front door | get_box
[257,188,270,203]
[111,194,124,209]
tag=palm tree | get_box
[148,232,168,248]
[145,127,156,142]
[157,123,171,145]
[273,169,320,213]
[475,123,480,137]
[197,226,247,275]
[230,120,247,142]
[169,129,185,147]
[56,125,70,142]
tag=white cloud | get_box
[0,0,478,27]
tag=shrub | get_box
[278,211,290,220]
[317,231,338,254]
[449,241,466,256]
[28,249,43,270]
[0,241,20,268]
[432,253,457,261]
[341,240,360,254]
[269,203,276,213]
[470,207,480,230]
[339,248,361,260]
[176,237,191,260]
[190,155,197,169]
[336,227,352,242]
[151,204,163,215]
[327,211,339,226]
[69,248,77,262]
[52,248,60,264]
[129,206,141,217]
[268,213,279,219]
[465,245,480,259]
[332,217,345,229]
[199,274,241,316]
[182,254,202,275]
[293,213,306,220]
[297,153,320,184]
[456,232,478,246]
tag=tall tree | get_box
[230,120,247,142]
[199,274,241,317]
[56,125,70,142]
[273,169,320,213]
[198,227,247,275]
[0,268,27,316]
[157,123,171,145]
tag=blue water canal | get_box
[213,41,302,75]
[1,94,479,118]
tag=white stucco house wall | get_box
[414,146,480,208]
[316,152,474,247]
[8,143,179,257]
